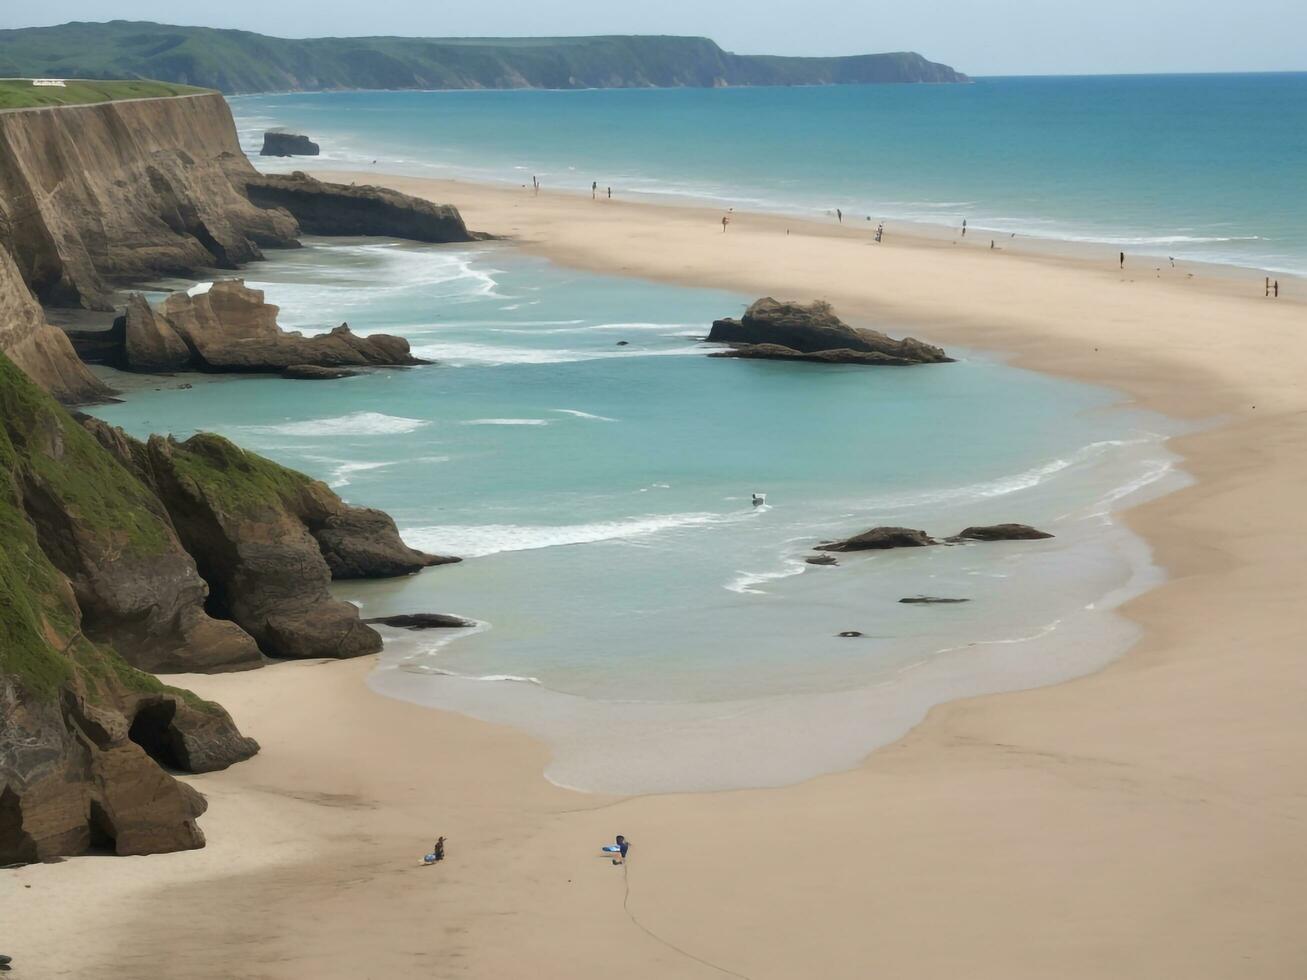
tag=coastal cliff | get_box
[0,249,109,402]
[0,23,968,93]
[1,350,454,861]
[0,352,258,862]
[0,91,297,311]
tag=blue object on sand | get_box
[602,845,621,852]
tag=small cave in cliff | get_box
[0,786,39,865]
[128,701,185,771]
[87,800,118,855]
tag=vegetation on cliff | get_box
[0,77,206,110]
[0,21,967,93]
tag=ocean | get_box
[91,238,1187,792]
[232,73,1307,274]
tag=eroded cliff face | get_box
[0,352,259,863]
[0,93,298,311]
[0,247,110,403]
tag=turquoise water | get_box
[93,239,1186,791]
[234,73,1307,273]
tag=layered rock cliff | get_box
[85,427,456,660]
[0,352,258,862]
[0,248,110,403]
[0,92,298,311]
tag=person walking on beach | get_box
[592,181,597,200]
[607,186,612,199]
[875,222,884,243]
[836,208,843,224]
[1120,251,1125,269]
[1274,279,1279,298]
[722,214,730,233]
[962,218,967,237]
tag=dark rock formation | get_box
[282,364,359,380]
[948,524,1054,542]
[3,368,261,675]
[817,527,938,552]
[363,613,476,630]
[805,554,839,566]
[837,631,864,638]
[899,596,971,604]
[0,352,258,864]
[115,430,450,659]
[261,131,320,157]
[237,171,477,243]
[113,280,427,374]
[708,298,950,365]
[708,343,932,366]
[314,508,459,580]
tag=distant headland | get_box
[0,21,968,94]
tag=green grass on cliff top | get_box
[0,78,208,110]
[0,353,214,709]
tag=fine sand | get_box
[5,177,1305,979]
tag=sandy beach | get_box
[6,177,1305,979]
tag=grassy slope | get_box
[0,77,207,110]
[0,353,205,706]
[0,21,966,94]
[164,432,317,518]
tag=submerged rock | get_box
[363,613,475,630]
[899,596,971,604]
[817,527,938,552]
[708,343,929,366]
[805,554,839,566]
[281,364,360,380]
[948,524,1054,542]
[708,298,950,365]
[837,631,864,638]
[237,171,478,243]
[260,131,320,157]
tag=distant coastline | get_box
[0,22,967,94]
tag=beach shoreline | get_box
[6,173,1305,978]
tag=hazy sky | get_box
[3,1,1305,76]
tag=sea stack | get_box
[707,298,951,365]
[260,131,320,157]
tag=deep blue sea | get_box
[233,73,1307,273]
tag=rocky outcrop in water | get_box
[0,352,258,864]
[237,171,477,243]
[708,298,951,366]
[281,364,359,380]
[363,613,475,630]
[817,527,938,552]
[261,131,320,157]
[948,524,1054,542]
[112,280,426,374]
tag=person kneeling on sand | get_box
[612,835,630,865]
